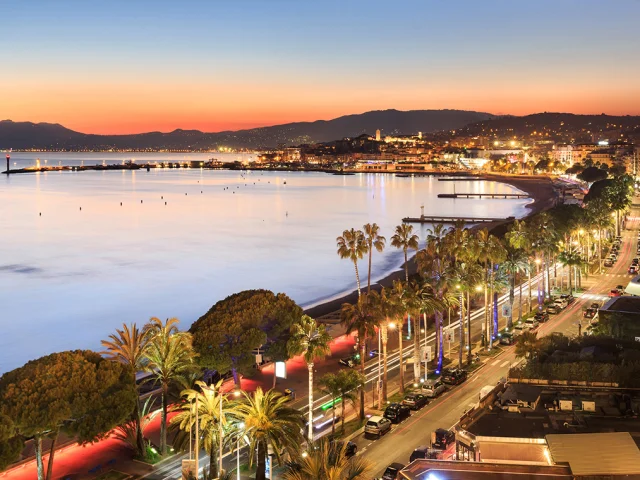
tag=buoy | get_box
[120,202,122,206]
[39,212,41,216]
[185,193,187,195]
[165,202,167,205]
[141,200,143,204]
[161,196,163,199]
[201,191,203,193]
[79,207,82,211]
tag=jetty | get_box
[403,215,515,224]
[437,177,484,181]
[437,192,528,199]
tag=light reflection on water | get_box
[0,160,530,372]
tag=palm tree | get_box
[368,288,397,402]
[144,317,197,455]
[500,247,529,329]
[317,373,341,436]
[170,380,227,479]
[318,369,363,434]
[282,439,372,480]
[282,439,373,480]
[233,388,305,480]
[452,262,483,365]
[411,281,443,381]
[389,280,409,393]
[363,223,386,294]
[287,315,332,442]
[101,323,151,457]
[391,224,420,283]
[340,295,377,419]
[558,248,583,294]
[337,229,369,297]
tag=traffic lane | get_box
[357,351,518,476]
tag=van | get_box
[421,378,446,398]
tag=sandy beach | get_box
[305,174,557,319]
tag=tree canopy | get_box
[577,166,608,184]
[190,290,303,378]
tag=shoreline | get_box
[305,174,557,319]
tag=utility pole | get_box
[5,153,9,174]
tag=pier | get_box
[437,192,529,199]
[403,215,515,224]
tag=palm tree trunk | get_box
[359,340,366,419]
[458,301,464,369]
[161,383,168,455]
[413,315,421,382]
[568,266,573,294]
[331,394,336,436]
[518,282,523,322]
[466,291,472,364]
[382,326,388,402]
[398,324,405,394]
[527,267,532,313]
[483,282,489,347]
[210,446,218,480]
[35,435,45,480]
[341,402,346,433]
[404,250,409,283]
[256,441,266,480]
[367,248,373,294]
[508,277,515,329]
[489,263,495,348]
[307,363,314,442]
[45,430,58,480]
[354,261,362,297]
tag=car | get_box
[384,402,411,423]
[381,463,406,480]
[421,378,447,398]
[431,428,456,449]
[560,294,575,305]
[604,258,614,267]
[368,349,380,358]
[441,368,468,385]
[629,265,638,275]
[583,307,597,319]
[330,440,357,458]
[610,289,622,297]
[513,323,529,335]
[633,258,639,265]
[364,415,392,438]
[524,318,539,331]
[498,331,514,345]
[617,284,625,291]
[402,393,428,410]
[534,312,550,323]
[590,302,600,309]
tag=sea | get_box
[0,152,532,373]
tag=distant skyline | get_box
[2,0,639,134]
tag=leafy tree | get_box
[336,228,368,297]
[233,388,304,480]
[101,322,151,457]
[191,290,303,388]
[0,351,136,480]
[287,315,332,442]
[368,287,400,401]
[0,414,23,471]
[332,369,365,433]
[340,295,377,419]
[144,317,197,455]
[500,247,529,327]
[577,166,608,184]
[391,224,420,283]
[282,438,372,480]
[515,331,540,358]
[362,223,386,294]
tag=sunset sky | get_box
[2,0,639,134]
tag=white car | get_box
[421,378,447,398]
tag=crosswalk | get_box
[580,293,611,301]
[602,273,632,278]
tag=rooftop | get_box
[399,460,572,480]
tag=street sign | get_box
[421,346,433,363]
[502,303,512,318]
[275,361,287,379]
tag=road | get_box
[360,215,638,478]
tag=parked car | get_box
[364,415,392,438]
[633,258,639,266]
[421,378,447,398]
[629,265,638,275]
[547,298,567,314]
[604,258,614,267]
[384,402,411,423]
[534,311,550,323]
[499,331,514,345]
[381,463,406,480]
[610,288,622,297]
[617,284,625,291]
[513,323,529,336]
[330,440,357,458]
[524,318,540,331]
[441,368,468,385]
[560,294,575,305]
[402,393,428,410]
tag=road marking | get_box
[500,360,510,367]
[491,359,500,366]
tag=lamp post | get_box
[236,422,245,480]
[535,258,542,308]
[456,285,463,368]
[377,322,395,408]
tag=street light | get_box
[236,422,245,480]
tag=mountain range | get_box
[0,109,494,150]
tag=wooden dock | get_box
[437,192,528,199]
[403,215,515,224]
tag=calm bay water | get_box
[0,152,531,373]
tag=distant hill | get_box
[458,112,640,140]
[0,109,494,150]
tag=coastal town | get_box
[4,1,640,480]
